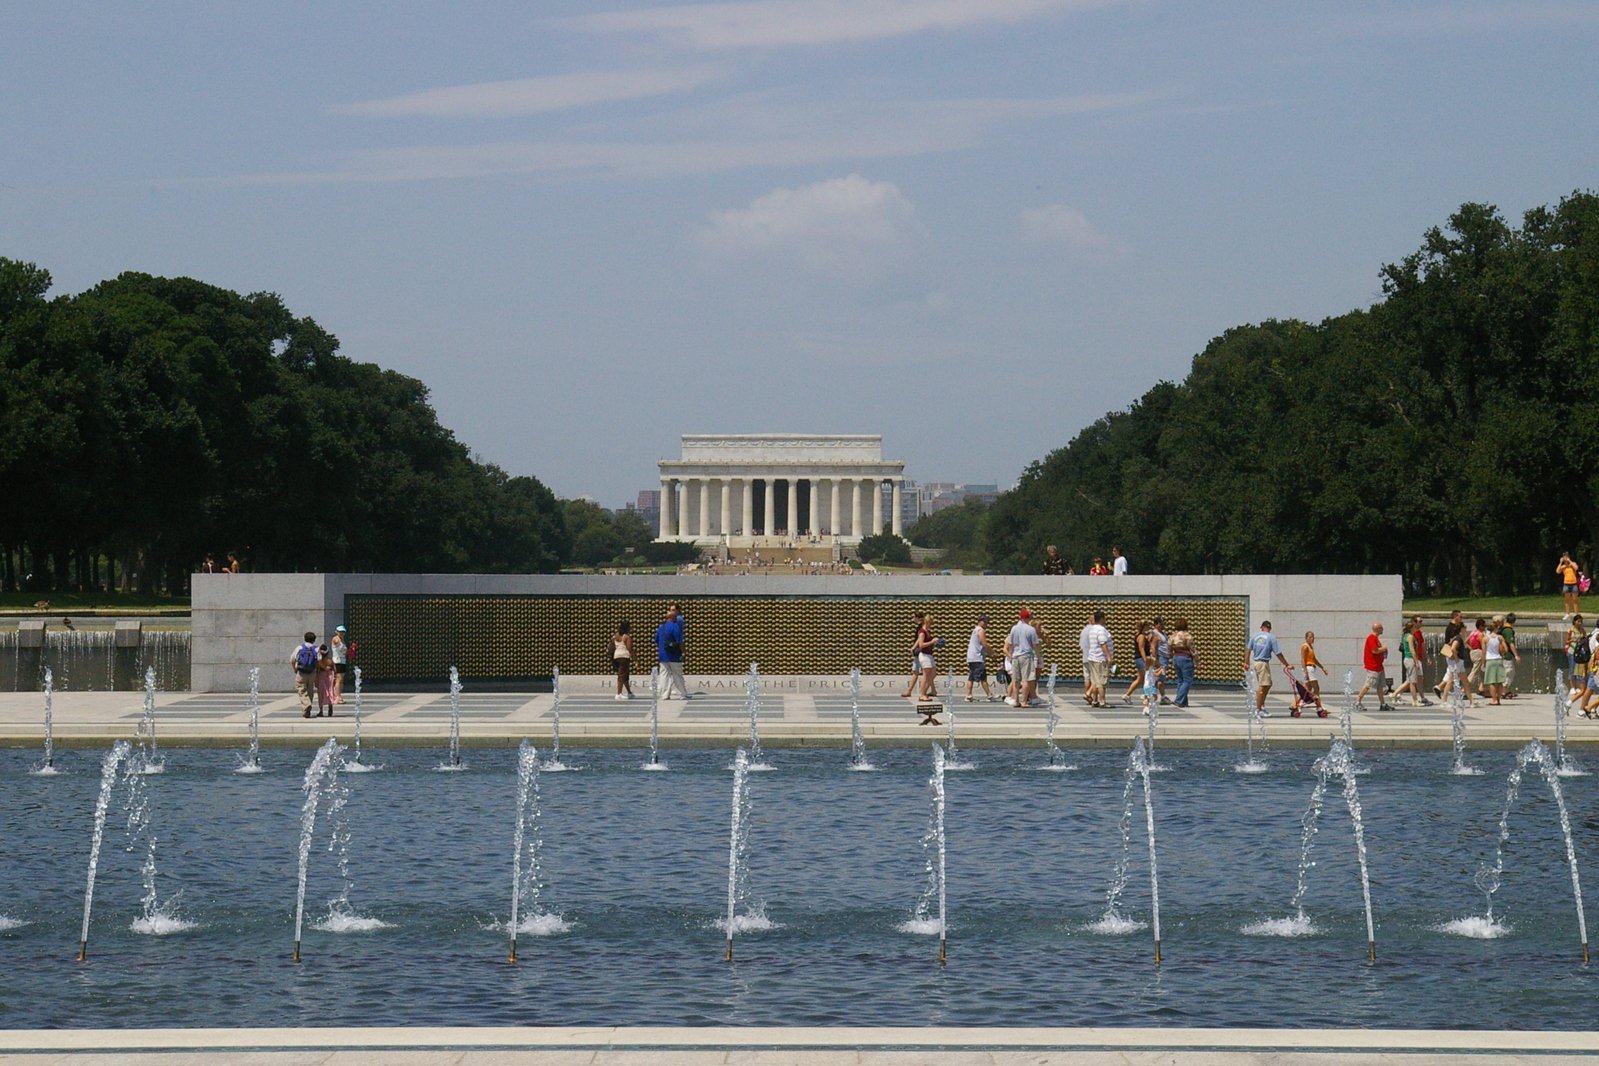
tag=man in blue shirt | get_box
[1243,620,1293,718]
[656,605,689,700]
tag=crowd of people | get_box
[1042,545,1128,576]
[288,625,356,718]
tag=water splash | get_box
[136,667,164,774]
[1234,672,1268,773]
[542,666,576,771]
[31,667,59,775]
[345,666,378,772]
[1457,740,1588,959]
[1448,685,1481,776]
[1041,664,1074,771]
[1089,738,1162,960]
[1553,672,1586,777]
[294,739,386,959]
[721,749,772,956]
[848,667,876,771]
[77,741,132,959]
[1242,738,1376,959]
[123,744,185,934]
[1439,914,1511,939]
[236,667,264,774]
[943,666,974,771]
[899,744,948,966]
[742,664,771,770]
[507,740,569,962]
[642,666,667,771]
[1144,681,1167,772]
[437,667,465,771]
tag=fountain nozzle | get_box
[76,941,86,962]
[508,939,518,965]
[724,938,733,962]
[1368,940,1376,963]
[1154,940,1162,965]
[1584,941,1590,966]
[292,940,301,963]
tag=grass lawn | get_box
[0,591,190,613]
[1403,594,1577,617]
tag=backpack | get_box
[1576,637,1593,665]
[295,643,318,672]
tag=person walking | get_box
[1122,621,1151,705]
[912,614,940,702]
[1391,616,1431,706]
[1437,625,1466,702]
[1464,618,1488,703]
[899,612,927,699]
[1005,608,1042,707]
[1353,621,1392,711]
[315,643,337,717]
[966,615,1000,702]
[1299,631,1327,707]
[1079,610,1114,708]
[291,631,319,719]
[1500,613,1520,699]
[1244,620,1292,718]
[655,606,689,700]
[1566,614,1588,680]
[1481,618,1517,705]
[1558,552,1582,617]
[610,621,635,700]
[1434,609,1465,699]
[1149,617,1171,705]
[330,625,349,704]
[1169,619,1197,708]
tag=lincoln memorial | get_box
[657,434,906,550]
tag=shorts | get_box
[967,661,986,682]
[1483,659,1507,685]
[1012,653,1038,683]
[916,652,935,671]
[1588,673,1599,692]
[1407,659,1422,682]
[335,662,350,677]
[1085,660,1110,689]
[1446,659,1464,681]
[1364,669,1383,689]
[1252,661,1272,690]
[1564,583,1579,594]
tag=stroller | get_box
[1285,666,1327,718]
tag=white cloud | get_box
[1017,203,1129,258]
[225,92,1154,184]
[698,174,925,285]
[334,67,726,119]
[561,0,1128,50]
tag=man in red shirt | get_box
[1354,621,1392,711]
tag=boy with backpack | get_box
[291,631,319,718]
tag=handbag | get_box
[995,666,1012,685]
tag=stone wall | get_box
[193,573,1400,692]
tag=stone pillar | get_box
[699,479,712,539]
[891,479,904,537]
[851,479,863,538]
[763,479,776,537]
[720,480,732,538]
[786,479,798,537]
[871,479,884,535]
[677,478,693,539]
[808,478,820,536]
[829,477,841,536]
[659,478,673,539]
[742,479,754,536]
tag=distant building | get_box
[656,433,906,546]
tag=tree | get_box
[856,532,912,566]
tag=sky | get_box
[4,1,1596,508]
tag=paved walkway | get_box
[0,683,1585,749]
[0,1025,1596,1064]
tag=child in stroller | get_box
[1286,665,1327,718]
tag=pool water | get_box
[1,744,1594,1029]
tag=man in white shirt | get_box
[1079,609,1114,707]
[1111,546,1129,576]
[1005,608,1042,706]
[965,615,1000,702]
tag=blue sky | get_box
[4,1,1595,506]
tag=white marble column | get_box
[850,479,863,538]
[786,479,798,537]
[829,477,841,536]
[891,479,904,537]
[870,480,884,535]
[742,479,754,536]
[676,478,692,539]
[699,479,712,539]
[808,478,820,536]
[720,480,732,538]
[659,478,673,539]
[762,479,775,537]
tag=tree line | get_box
[0,261,570,593]
[981,194,1599,593]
